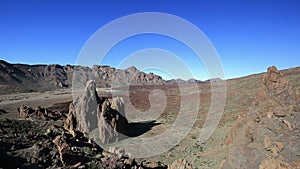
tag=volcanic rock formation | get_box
[64,103,77,137]
[69,80,129,145]
[222,66,300,168]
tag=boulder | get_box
[141,161,167,168]
[168,159,193,169]
[108,146,131,159]
[259,157,289,169]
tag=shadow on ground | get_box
[0,109,8,115]
[127,120,161,137]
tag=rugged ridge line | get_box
[0,60,165,94]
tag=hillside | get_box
[0,60,165,94]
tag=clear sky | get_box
[1,0,299,80]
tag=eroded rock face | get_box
[72,80,129,145]
[258,66,299,116]
[223,66,300,169]
[96,97,129,144]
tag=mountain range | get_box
[0,60,167,94]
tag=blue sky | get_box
[1,0,300,80]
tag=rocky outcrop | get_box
[64,103,77,137]
[133,72,164,85]
[168,159,193,169]
[18,105,64,121]
[73,80,101,133]
[255,66,299,116]
[259,139,289,169]
[96,97,129,144]
[223,66,300,169]
[0,118,102,168]
[72,80,129,145]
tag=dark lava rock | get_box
[18,105,65,121]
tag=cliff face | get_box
[0,60,165,94]
[0,60,73,93]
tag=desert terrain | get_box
[0,61,300,168]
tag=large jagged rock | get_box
[256,66,299,116]
[72,80,129,145]
[223,66,300,169]
[64,103,77,137]
[73,80,100,133]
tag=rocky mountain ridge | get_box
[0,60,165,94]
[0,60,229,94]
